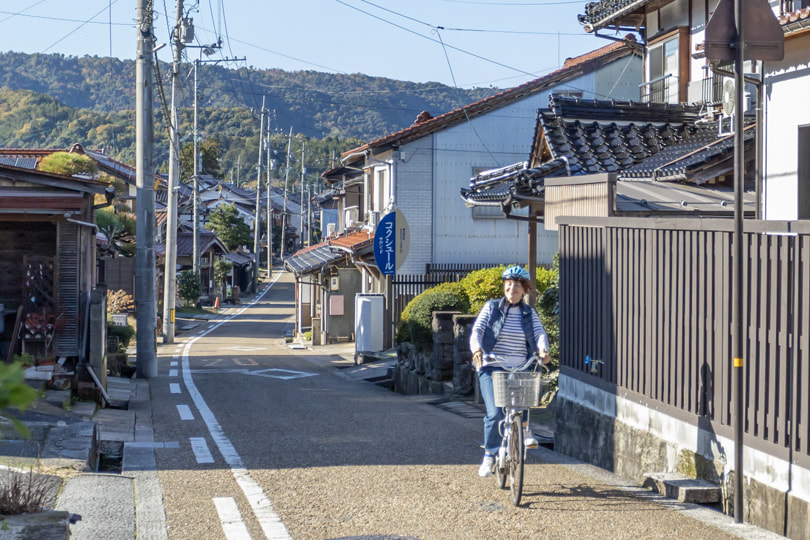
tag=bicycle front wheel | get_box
[508,415,524,506]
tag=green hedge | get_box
[395,260,561,364]
[396,282,469,350]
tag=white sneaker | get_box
[524,428,538,448]
[478,455,495,477]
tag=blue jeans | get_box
[479,367,527,456]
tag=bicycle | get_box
[487,353,547,506]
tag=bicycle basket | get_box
[492,371,544,408]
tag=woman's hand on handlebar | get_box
[537,351,551,365]
[472,349,484,370]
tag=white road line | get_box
[176,404,194,420]
[169,383,181,394]
[190,437,214,464]
[182,272,292,539]
[213,497,251,540]
[172,355,180,359]
[170,361,178,367]
[169,369,178,377]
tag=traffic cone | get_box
[214,296,220,310]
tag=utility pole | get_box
[266,126,273,277]
[192,46,236,276]
[300,141,305,249]
[162,0,186,344]
[280,127,292,260]
[192,55,200,276]
[253,98,265,291]
[135,0,157,377]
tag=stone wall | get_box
[556,374,810,540]
[394,311,476,397]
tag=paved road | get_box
[147,271,765,539]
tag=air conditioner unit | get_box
[369,211,381,229]
[326,223,336,238]
[344,206,359,229]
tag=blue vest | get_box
[480,298,538,356]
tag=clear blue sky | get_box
[0,0,616,90]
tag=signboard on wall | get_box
[373,209,410,276]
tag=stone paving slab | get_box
[55,474,135,540]
[93,409,135,443]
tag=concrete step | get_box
[643,472,721,504]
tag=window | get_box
[647,35,679,103]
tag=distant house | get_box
[284,231,375,344]
[155,229,228,302]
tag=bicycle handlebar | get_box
[484,352,549,374]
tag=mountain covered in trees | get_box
[0,51,499,183]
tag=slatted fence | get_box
[557,216,810,467]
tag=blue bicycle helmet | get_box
[502,265,530,281]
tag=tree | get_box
[206,203,251,250]
[38,151,98,176]
[177,271,201,306]
[180,136,222,183]
[213,259,233,299]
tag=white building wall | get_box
[431,72,608,267]
[763,34,810,220]
[395,138,434,274]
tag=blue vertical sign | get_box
[374,211,397,275]
[373,209,409,275]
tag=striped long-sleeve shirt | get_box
[469,300,549,370]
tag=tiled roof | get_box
[461,159,567,205]
[780,7,810,34]
[0,144,155,185]
[285,243,343,275]
[339,39,640,163]
[460,96,755,211]
[578,0,648,32]
[155,230,222,258]
[284,230,375,275]
[328,230,374,252]
[537,96,753,182]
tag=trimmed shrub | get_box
[397,282,469,351]
[107,322,136,350]
[459,264,558,314]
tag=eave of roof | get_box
[339,39,640,163]
[577,0,649,32]
[780,7,810,36]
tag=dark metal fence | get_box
[557,216,810,467]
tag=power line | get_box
[333,0,541,81]
[40,0,123,53]
[438,0,583,4]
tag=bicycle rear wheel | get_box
[508,415,524,506]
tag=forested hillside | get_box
[0,50,498,183]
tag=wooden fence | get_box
[557,216,810,467]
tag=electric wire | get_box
[333,0,541,81]
[41,0,123,53]
[435,27,500,165]
[0,1,47,25]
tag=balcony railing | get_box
[640,74,678,104]
[687,74,724,105]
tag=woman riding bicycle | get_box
[469,265,550,477]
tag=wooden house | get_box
[0,162,108,363]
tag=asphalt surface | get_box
[46,271,786,539]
